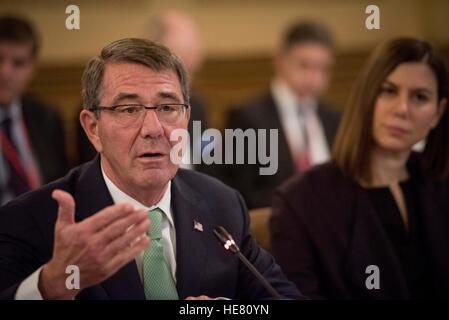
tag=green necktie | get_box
[143,208,179,300]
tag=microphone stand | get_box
[213,226,282,300]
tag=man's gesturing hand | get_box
[38,189,150,299]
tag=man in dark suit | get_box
[224,21,340,209]
[0,38,302,300]
[0,15,68,205]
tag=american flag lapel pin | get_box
[193,219,203,232]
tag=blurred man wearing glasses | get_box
[0,38,302,300]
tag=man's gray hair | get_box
[81,38,190,111]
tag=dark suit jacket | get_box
[8,95,68,183]
[270,156,449,299]
[222,93,340,209]
[0,156,302,300]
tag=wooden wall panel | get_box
[27,49,448,164]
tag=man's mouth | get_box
[139,152,165,158]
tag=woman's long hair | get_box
[332,38,449,182]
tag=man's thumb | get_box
[52,189,75,226]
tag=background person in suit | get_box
[0,15,68,205]
[149,10,217,176]
[223,21,340,209]
[0,38,302,300]
[270,38,449,299]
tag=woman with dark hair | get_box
[270,38,449,299]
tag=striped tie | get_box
[143,207,178,300]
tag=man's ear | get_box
[79,109,103,153]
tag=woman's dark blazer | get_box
[270,154,449,299]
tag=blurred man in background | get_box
[224,21,341,209]
[150,10,204,81]
[0,15,67,205]
[150,10,214,174]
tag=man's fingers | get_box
[52,189,75,226]
[102,216,150,259]
[81,202,136,233]
[105,234,150,274]
[96,209,149,249]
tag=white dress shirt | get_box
[101,169,177,281]
[15,166,177,299]
[271,78,330,166]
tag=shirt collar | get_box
[271,78,318,116]
[101,165,173,228]
[0,98,22,122]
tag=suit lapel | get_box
[316,104,337,146]
[20,98,45,179]
[343,185,409,299]
[74,156,145,300]
[97,261,145,300]
[171,172,210,298]
[416,178,449,293]
[265,94,296,177]
[74,156,114,221]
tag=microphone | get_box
[213,226,282,299]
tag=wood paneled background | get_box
[27,48,449,164]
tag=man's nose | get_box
[139,109,164,138]
[306,68,327,90]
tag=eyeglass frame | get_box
[88,103,190,125]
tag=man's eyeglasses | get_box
[89,103,189,126]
